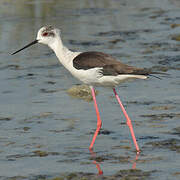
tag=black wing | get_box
[73,51,151,76]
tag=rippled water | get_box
[0,0,180,179]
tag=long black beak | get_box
[11,39,38,55]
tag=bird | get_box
[11,26,164,153]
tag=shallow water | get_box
[0,0,180,179]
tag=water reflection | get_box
[89,149,139,175]
[131,152,139,169]
[89,149,103,175]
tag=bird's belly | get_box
[70,68,102,85]
[97,74,147,87]
[69,68,147,87]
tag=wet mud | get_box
[67,85,98,102]
[1,169,154,180]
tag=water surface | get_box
[0,0,180,179]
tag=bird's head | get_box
[37,26,60,45]
[11,26,61,55]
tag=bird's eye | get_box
[42,32,49,37]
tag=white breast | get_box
[70,67,103,85]
[50,41,148,87]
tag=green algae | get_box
[146,138,180,153]
[51,169,153,180]
[51,178,64,180]
[30,169,154,180]
[140,113,180,121]
[150,105,175,111]
[33,150,49,157]
[171,34,180,41]
[67,85,98,101]
[171,24,180,29]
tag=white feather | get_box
[37,27,148,87]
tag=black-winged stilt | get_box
[12,26,164,153]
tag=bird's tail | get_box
[146,69,170,80]
[133,68,169,79]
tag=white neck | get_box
[48,36,80,70]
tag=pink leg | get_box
[113,88,140,153]
[89,149,103,175]
[89,86,102,150]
